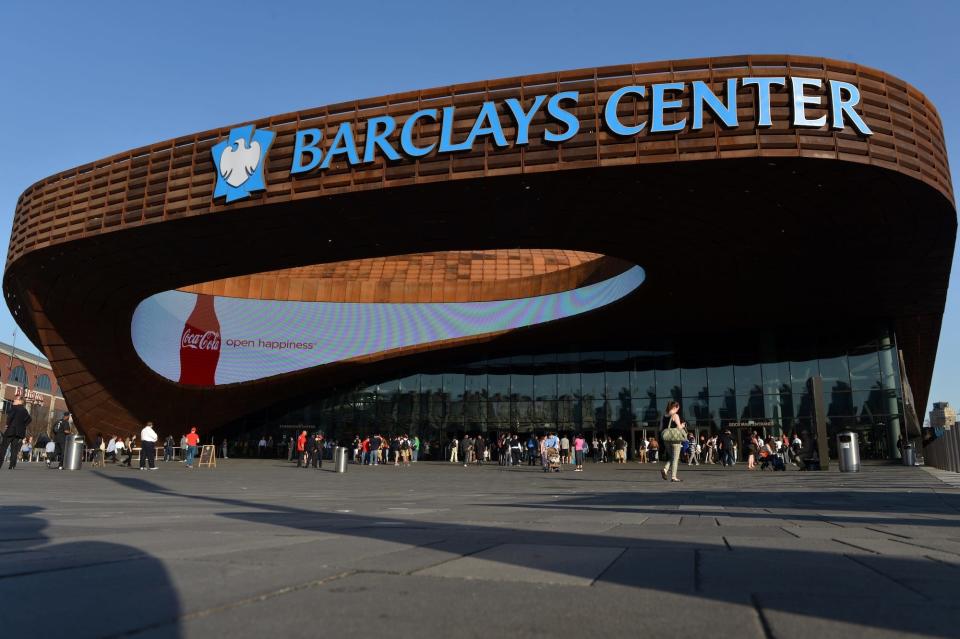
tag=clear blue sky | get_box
[1,0,958,417]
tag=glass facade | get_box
[229,330,905,460]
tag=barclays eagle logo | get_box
[211,124,275,203]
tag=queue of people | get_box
[3,399,823,476]
[80,424,204,470]
[349,434,421,466]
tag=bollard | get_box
[334,446,348,473]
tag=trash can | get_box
[902,444,917,466]
[63,435,85,470]
[837,431,860,473]
[334,446,348,473]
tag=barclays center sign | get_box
[212,76,873,203]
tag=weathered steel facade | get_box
[4,55,955,437]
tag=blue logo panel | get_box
[211,125,275,203]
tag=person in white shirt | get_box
[113,437,125,465]
[139,422,159,470]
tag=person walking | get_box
[449,436,459,463]
[139,421,158,470]
[1,397,31,470]
[686,433,701,466]
[220,438,229,459]
[660,401,687,482]
[184,427,200,469]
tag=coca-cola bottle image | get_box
[179,294,221,386]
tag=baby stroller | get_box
[544,446,561,472]
[44,441,56,468]
[759,450,786,471]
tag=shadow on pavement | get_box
[93,472,960,638]
[0,505,182,639]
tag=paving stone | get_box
[2,460,958,638]
[416,543,624,585]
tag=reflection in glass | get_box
[535,374,557,401]
[734,364,762,396]
[738,389,766,419]
[631,370,656,399]
[443,374,464,401]
[633,398,659,425]
[819,356,851,388]
[465,374,487,401]
[511,374,534,401]
[708,366,735,396]
[557,372,579,399]
[681,368,708,399]
[237,336,903,461]
[656,368,681,398]
[581,372,605,400]
[849,352,882,391]
[606,370,631,400]
[762,362,791,395]
[827,391,854,417]
[791,360,818,395]
[487,374,510,400]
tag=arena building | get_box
[4,55,955,459]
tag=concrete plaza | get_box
[2,458,959,638]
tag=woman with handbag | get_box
[660,401,687,482]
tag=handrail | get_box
[924,429,960,473]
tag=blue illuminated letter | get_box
[290,128,323,174]
[319,122,360,169]
[464,101,509,148]
[363,116,401,163]
[505,95,547,145]
[544,91,579,142]
[439,106,471,152]
[791,77,827,128]
[742,77,786,127]
[692,79,738,130]
[829,80,872,135]
[650,82,686,133]
[604,86,647,136]
[399,109,438,157]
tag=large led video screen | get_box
[131,266,645,386]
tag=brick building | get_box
[0,340,68,439]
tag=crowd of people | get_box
[77,424,204,470]
[348,434,423,466]
[2,397,821,477]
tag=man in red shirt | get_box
[184,427,200,469]
[296,430,307,467]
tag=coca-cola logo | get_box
[181,328,221,351]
